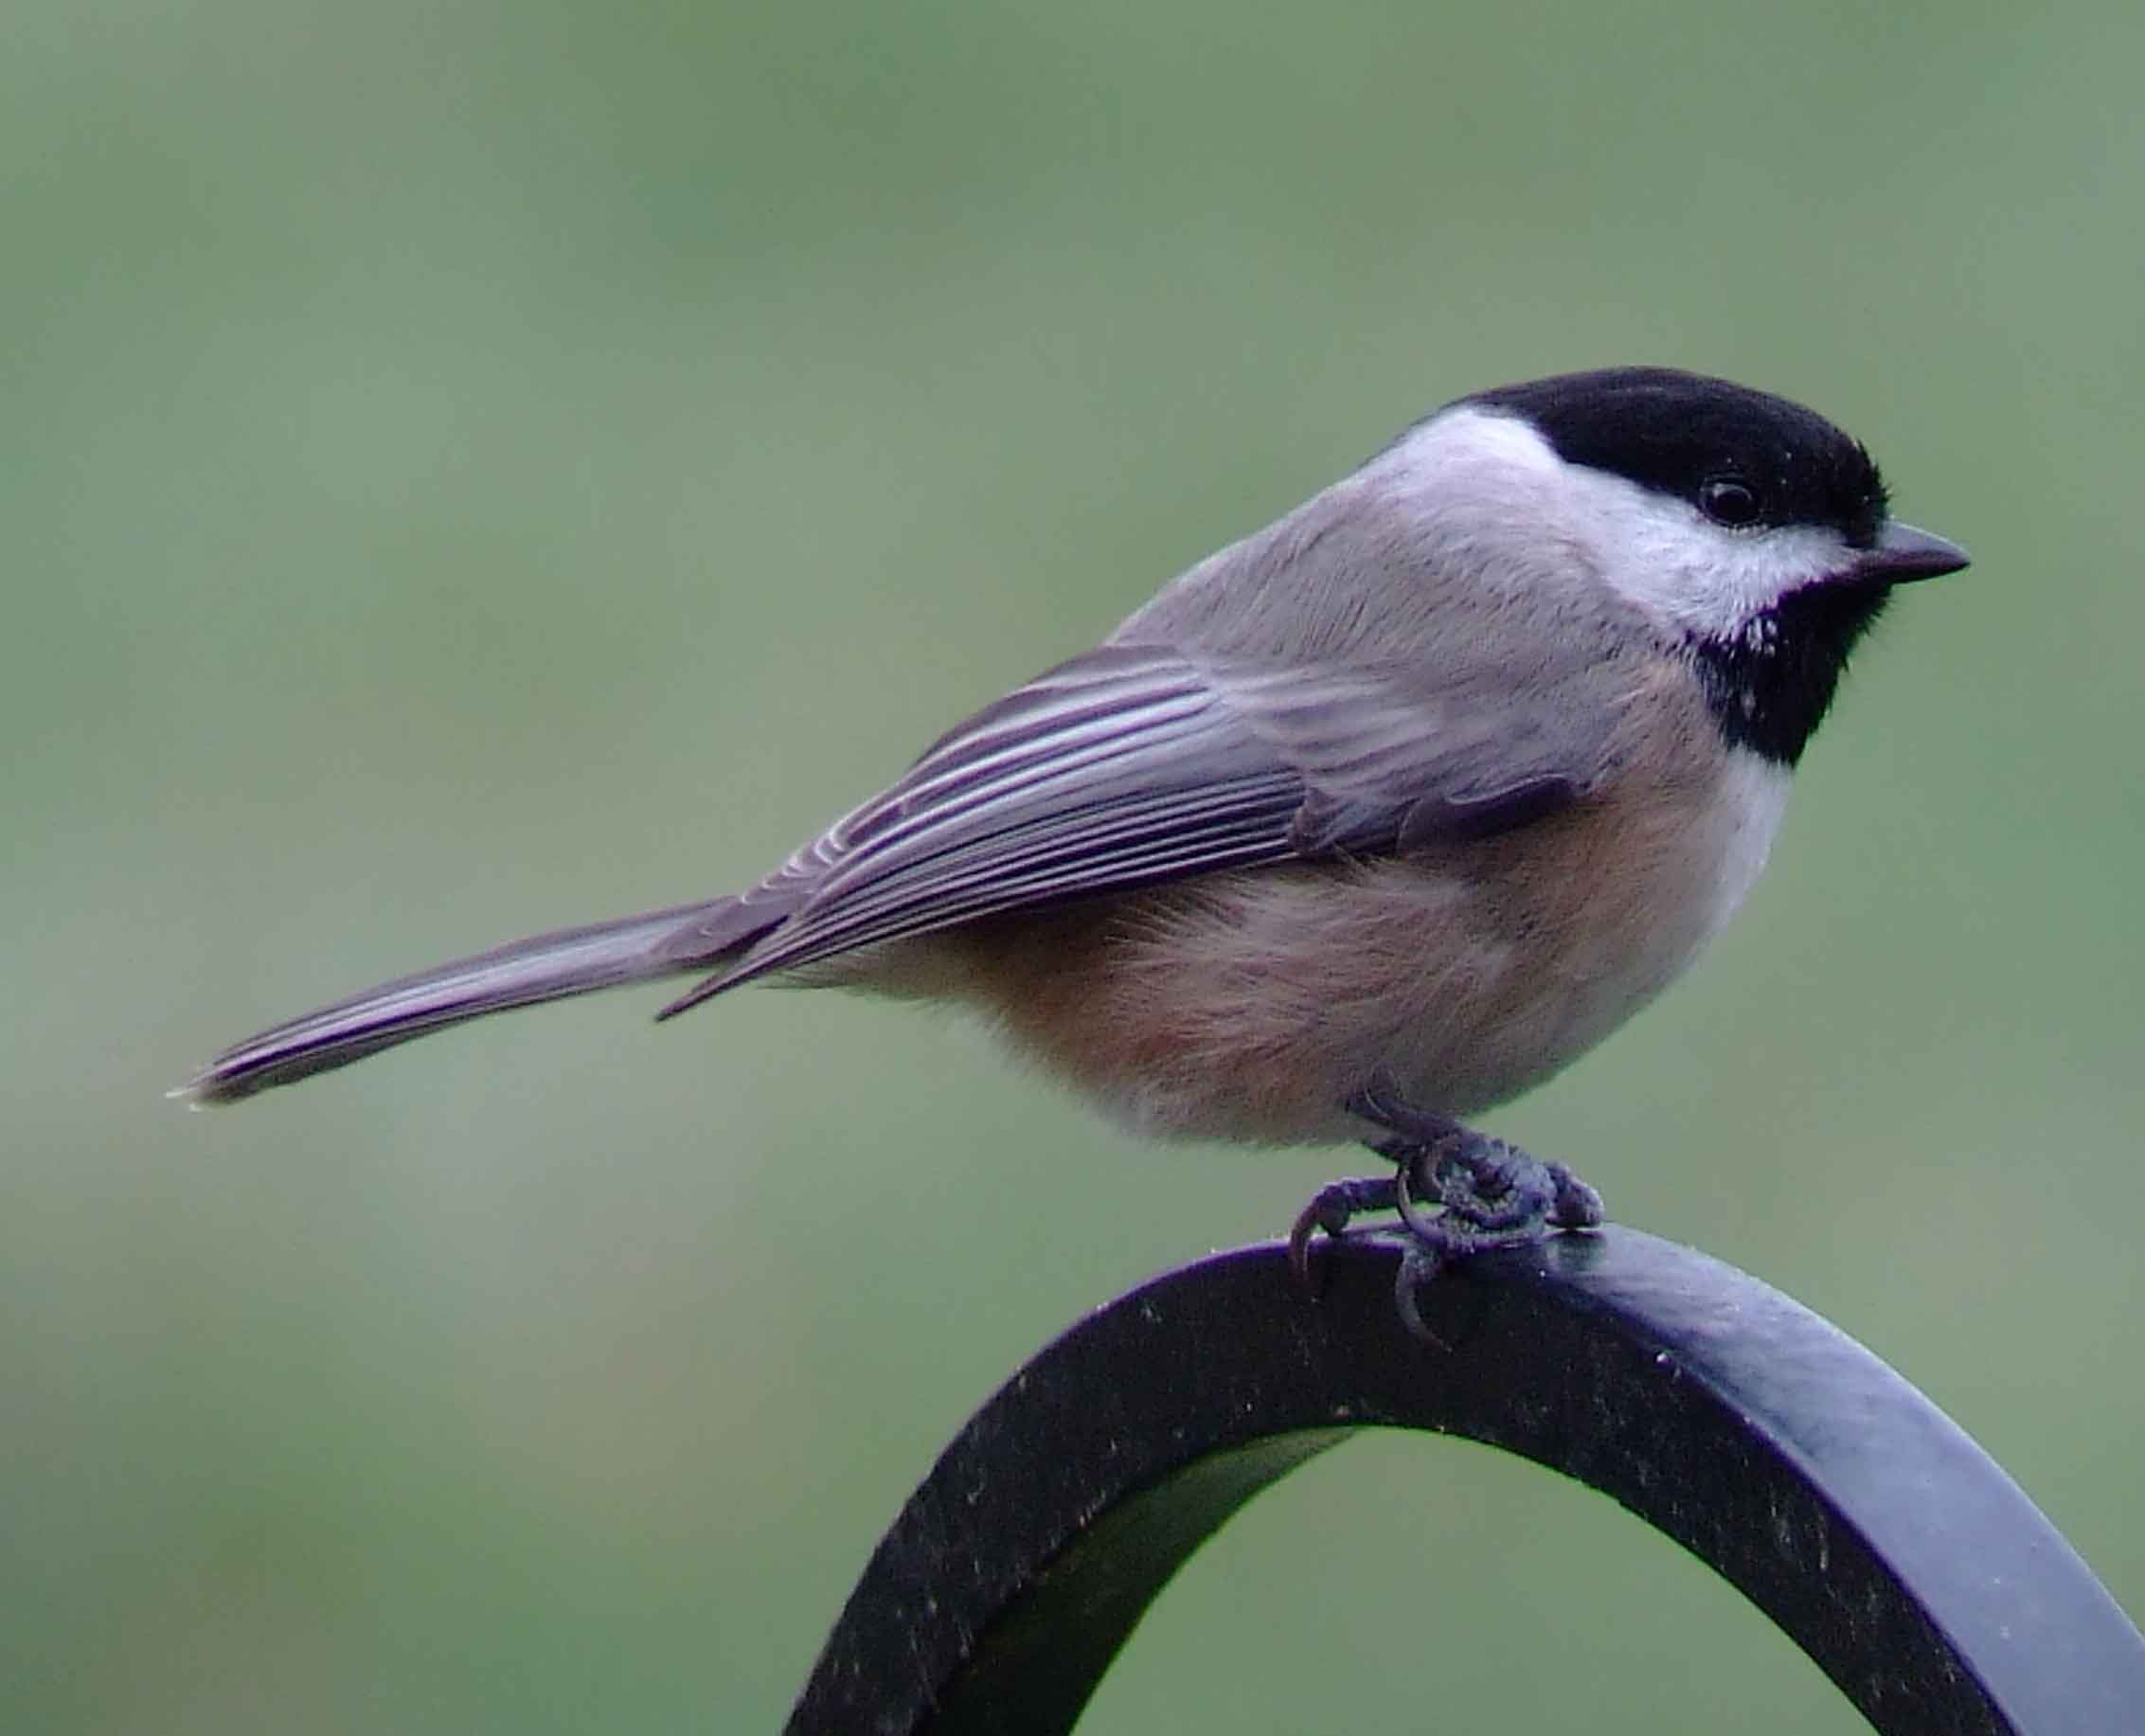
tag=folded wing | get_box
[660,638,1629,1008]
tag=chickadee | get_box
[181,367,1966,1293]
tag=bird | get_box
[178,367,1968,1311]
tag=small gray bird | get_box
[181,367,1967,1299]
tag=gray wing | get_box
[663,638,1631,1006]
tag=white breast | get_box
[1689,748,1795,949]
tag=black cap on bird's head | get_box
[1470,367,1893,548]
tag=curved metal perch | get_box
[787,1226,2144,1734]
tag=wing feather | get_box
[668,639,1629,1003]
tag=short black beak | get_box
[1855,521,1971,585]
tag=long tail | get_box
[176,895,783,1105]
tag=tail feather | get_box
[177,894,782,1105]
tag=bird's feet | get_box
[1287,1078,1604,1341]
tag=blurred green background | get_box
[7,1,2141,1729]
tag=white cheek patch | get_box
[1558,468,1852,639]
[1343,405,1859,641]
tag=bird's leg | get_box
[1288,1077,1604,1328]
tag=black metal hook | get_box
[787,1227,2144,1735]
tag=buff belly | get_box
[850,748,1791,1147]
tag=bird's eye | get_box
[1699,477,1761,528]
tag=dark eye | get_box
[1699,477,1761,528]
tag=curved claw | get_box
[1393,1148,1444,1247]
[1285,1202,1321,1289]
[1287,1175,1401,1291]
[1391,1243,1449,1349]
